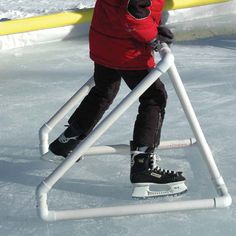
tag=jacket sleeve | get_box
[122,0,160,43]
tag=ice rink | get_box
[0,33,236,235]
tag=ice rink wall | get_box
[0,0,235,50]
[167,0,236,40]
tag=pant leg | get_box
[68,63,121,135]
[119,69,168,148]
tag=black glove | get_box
[149,26,174,51]
[157,26,174,45]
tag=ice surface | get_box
[0,0,95,19]
[0,34,236,235]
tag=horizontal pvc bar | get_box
[84,138,196,156]
[36,179,231,222]
[44,198,216,221]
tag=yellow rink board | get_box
[0,0,231,36]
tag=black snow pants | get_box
[68,63,168,148]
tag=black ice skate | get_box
[130,141,187,198]
[42,125,84,163]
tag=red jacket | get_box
[89,0,164,70]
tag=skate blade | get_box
[132,181,187,199]
[41,151,82,163]
[41,151,66,163]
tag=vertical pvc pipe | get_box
[39,124,51,155]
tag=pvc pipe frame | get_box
[36,44,231,222]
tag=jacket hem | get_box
[90,55,155,71]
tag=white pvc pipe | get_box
[39,124,51,155]
[215,194,232,208]
[47,76,95,128]
[84,139,196,156]
[36,181,51,221]
[39,76,95,155]
[49,198,216,221]
[167,65,229,195]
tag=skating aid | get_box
[36,44,231,222]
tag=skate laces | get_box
[153,166,183,178]
[149,152,161,169]
[148,152,181,177]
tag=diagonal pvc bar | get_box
[167,65,229,196]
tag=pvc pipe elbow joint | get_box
[39,123,51,155]
[157,45,174,73]
[215,194,232,208]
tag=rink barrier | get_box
[0,0,232,50]
[0,0,230,36]
[0,8,93,36]
[36,43,232,221]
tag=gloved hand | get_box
[149,26,174,51]
[157,26,174,45]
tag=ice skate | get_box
[130,141,187,198]
[132,181,187,198]
[42,125,84,162]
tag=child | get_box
[49,0,186,197]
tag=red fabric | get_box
[89,0,164,70]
